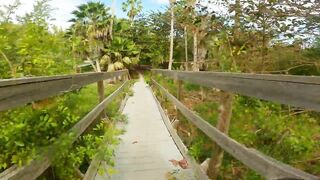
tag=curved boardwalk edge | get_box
[151,78,319,180]
[151,86,208,180]
[83,94,130,180]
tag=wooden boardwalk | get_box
[96,77,184,180]
[1,70,317,179]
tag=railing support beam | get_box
[207,92,234,178]
[97,81,105,118]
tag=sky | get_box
[0,0,169,29]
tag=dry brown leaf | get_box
[178,159,188,169]
[169,159,179,166]
[169,159,188,169]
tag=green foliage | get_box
[189,135,212,162]
[232,96,320,163]
[133,11,171,67]
[184,82,201,91]
[0,22,74,78]
[52,122,121,179]
[0,85,98,172]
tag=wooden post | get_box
[123,73,127,81]
[172,79,183,129]
[125,71,130,81]
[177,80,182,101]
[97,80,106,118]
[176,80,183,120]
[96,60,106,118]
[207,91,234,179]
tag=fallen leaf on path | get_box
[132,141,138,144]
[169,159,179,167]
[169,159,188,169]
[178,159,188,169]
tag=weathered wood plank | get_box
[0,81,130,180]
[152,79,319,180]
[152,69,320,112]
[83,157,102,180]
[0,70,128,111]
[83,92,130,180]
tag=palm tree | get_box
[70,2,112,71]
[122,0,142,26]
[71,2,111,41]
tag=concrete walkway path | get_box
[96,76,183,180]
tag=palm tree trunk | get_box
[193,29,199,71]
[109,0,115,40]
[184,26,188,71]
[130,0,135,26]
[168,3,174,70]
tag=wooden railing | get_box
[151,69,320,180]
[0,70,128,111]
[0,70,130,180]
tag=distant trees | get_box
[70,2,140,72]
[193,0,320,73]
[0,0,73,78]
[70,2,112,71]
[0,0,21,23]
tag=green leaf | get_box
[14,141,24,147]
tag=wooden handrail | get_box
[151,69,320,112]
[0,70,128,111]
[151,88,209,180]
[151,78,319,180]
[0,81,130,180]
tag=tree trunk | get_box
[261,2,268,71]
[96,59,106,118]
[0,49,16,77]
[168,4,175,70]
[109,0,115,40]
[207,92,234,179]
[234,0,241,39]
[130,0,135,26]
[193,29,199,71]
[198,42,207,70]
[184,26,189,71]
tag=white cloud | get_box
[0,0,86,29]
